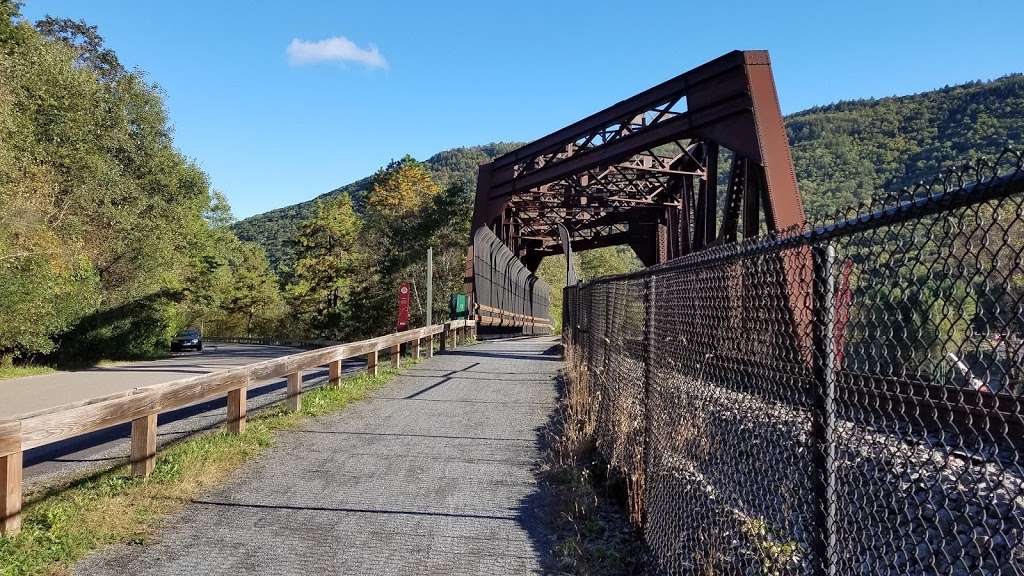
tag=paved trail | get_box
[76,336,563,575]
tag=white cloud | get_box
[286,36,388,69]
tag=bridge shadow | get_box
[189,499,520,522]
[445,350,562,362]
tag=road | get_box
[0,343,366,488]
[75,336,562,575]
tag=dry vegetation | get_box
[539,352,646,575]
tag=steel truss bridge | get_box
[466,50,807,333]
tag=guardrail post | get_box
[328,359,342,386]
[287,371,302,411]
[390,344,401,368]
[367,349,379,376]
[0,422,22,536]
[130,414,158,477]
[413,337,421,360]
[227,384,247,435]
[426,334,434,358]
[441,325,449,352]
[1,451,21,536]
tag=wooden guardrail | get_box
[203,336,342,349]
[0,319,476,536]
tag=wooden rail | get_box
[0,319,476,536]
[203,336,342,349]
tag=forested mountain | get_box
[789,74,1024,220]
[237,74,1024,270]
[234,143,521,271]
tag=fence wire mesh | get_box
[563,150,1024,575]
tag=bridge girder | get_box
[470,50,806,270]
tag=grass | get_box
[0,365,403,576]
[0,366,56,381]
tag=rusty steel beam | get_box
[468,50,809,343]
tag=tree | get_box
[34,15,125,81]
[222,243,285,336]
[366,155,440,221]
[286,194,363,338]
[346,157,445,336]
[0,4,277,361]
[415,183,472,323]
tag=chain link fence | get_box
[563,150,1024,575]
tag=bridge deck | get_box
[74,336,563,575]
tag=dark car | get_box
[171,328,203,352]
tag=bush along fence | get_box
[0,319,476,536]
[562,150,1024,575]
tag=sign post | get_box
[397,282,411,331]
[426,248,433,327]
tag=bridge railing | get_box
[0,319,476,536]
[563,150,1024,575]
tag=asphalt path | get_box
[0,343,367,489]
[75,337,562,575]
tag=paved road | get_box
[75,336,563,575]
[0,343,365,488]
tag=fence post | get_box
[0,422,22,536]
[390,344,401,368]
[640,274,656,527]
[413,337,421,360]
[130,413,158,477]
[328,359,342,386]
[426,334,434,358]
[367,349,379,376]
[426,247,433,328]
[227,383,247,435]
[287,371,302,411]
[811,244,837,576]
[441,324,449,351]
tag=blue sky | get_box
[20,0,1024,219]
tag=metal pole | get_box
[426,247,433,327]
[641,274,656,527]
[811,244,837,576]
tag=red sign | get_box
[396,282,411,330]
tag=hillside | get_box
[236,74,1024,271]
[234,143,521,270]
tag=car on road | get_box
[171,328,203,352]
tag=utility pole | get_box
[426,247,433,327]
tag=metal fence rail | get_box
[473,226,552,333]
[563,150,1024,575]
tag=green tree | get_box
[221,243,285,336]
[0,4,279,361]
[286,194,363,338]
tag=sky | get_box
[19,0,1024,219]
